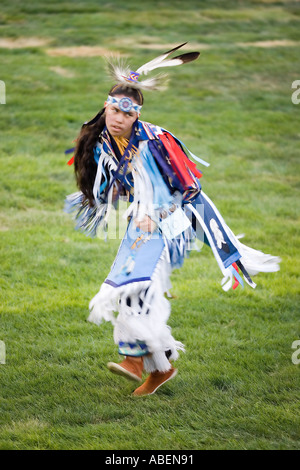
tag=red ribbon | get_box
[67,155,74,166]
[160,132,202,189]
[232,262,240,290]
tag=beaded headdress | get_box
[106,42,200,92]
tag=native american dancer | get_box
[65,44,280,396]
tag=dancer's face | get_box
[105,94,139,139]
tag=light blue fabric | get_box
[118,341,149,357]
[229,265,244,288]
[140,144,173,209]
[105,219,165,288]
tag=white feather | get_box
[105,44,199,91]
[138,75,169,91]
[136,42,187,75]
[105,57,130,83]
[139,58,187,73]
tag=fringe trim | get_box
[88,248,185,366]
[64,191,108,238]
[88,283,118,325]
[143,346,185,373]
[143,353,172,373]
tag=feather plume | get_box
[105,43,200,92]
[105,56,131,82]
[136,42,188,75]
[106,58,168,91]
[138,52,200,73]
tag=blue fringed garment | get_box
[65,119,281,371]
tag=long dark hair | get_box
[74,84,144,205]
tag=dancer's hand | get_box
[134,216,157,233]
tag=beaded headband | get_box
[106,95,142,114]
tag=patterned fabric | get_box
[105,219,165,288]
[118,341,149,357]
[97,121,201,205]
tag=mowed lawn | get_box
[0,0,299,450]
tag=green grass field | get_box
[0,0,299,450]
